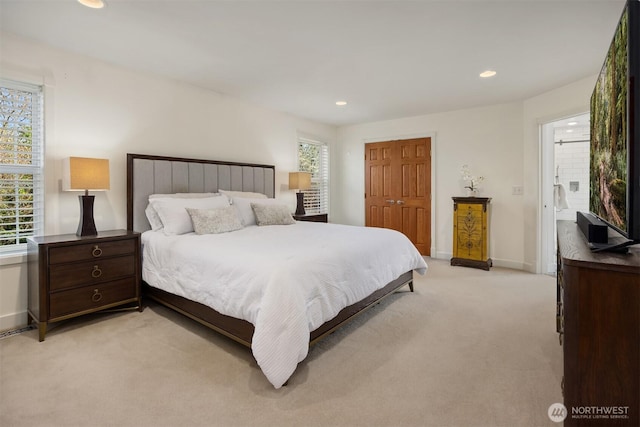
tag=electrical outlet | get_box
[512,185,523,195]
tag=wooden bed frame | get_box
[126,153,414,349]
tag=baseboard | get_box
[0,310,28,333]
[491,258,525,270]
[434,251,453,260]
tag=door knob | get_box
[396,200,405,205]
[385,200,395,204]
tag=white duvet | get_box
[142,221,427,388]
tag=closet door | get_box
[365,137,431,255]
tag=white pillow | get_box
[232,197,288,226]
[150,195,231,235]
[251,203,295,226]
[145,204,164,231]
[186,206,244,234]
[145,193,221,231]
[219,189,268,200]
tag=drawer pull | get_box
[92,289,103,302]
[91,265,102,278]
[92,245,103,258]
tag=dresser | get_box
[557,220,639,426]
[451,197,491,270]
[27,230,142,341]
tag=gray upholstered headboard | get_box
[127,153,275,232]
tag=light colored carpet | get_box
[0,258,562,427]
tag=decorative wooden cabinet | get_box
[451,197,492,270]
[293,213,328,223]
[557,220,639,426]
[27,230,142,341]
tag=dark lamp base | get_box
[295,192,306,216]
[77,195,98,236]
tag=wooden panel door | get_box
[365,138,431,255]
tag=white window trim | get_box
[297,136,329,215]
[0,78,44,256]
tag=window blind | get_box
[297,137,329,214]
[0,80,44,252]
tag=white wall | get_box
[0,33,336,330]
[522,76,596,272]
[335,103,525,269]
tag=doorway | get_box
[541,113,590,274]
[364,137,432,255]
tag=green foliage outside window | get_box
[1,86,37,246]
[298,142,321,176]
[298,140,328,214]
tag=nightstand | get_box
[293,213,328,223]
[27,230,142,341]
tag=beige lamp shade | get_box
[63,157,110,191]
[288,172,311,190]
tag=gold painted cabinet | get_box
[451,197,492,270]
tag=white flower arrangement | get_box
[460,164,485,193]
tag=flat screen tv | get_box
[588,0,640,251]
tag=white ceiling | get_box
[0,0,626,126]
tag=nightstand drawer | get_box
[49,239,136,264]
[49,256,135,291]
[49,278,138,319]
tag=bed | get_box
[126,153,427,388]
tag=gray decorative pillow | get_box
[186,206,244,234]
[251,203,295,226]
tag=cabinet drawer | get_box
[49,277,137,319]
[49,239,136,264]
[49,256,135,291]
[457,203,483,217]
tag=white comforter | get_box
[142,222,427,388]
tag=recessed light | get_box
[567,121,577,126]
[566,129,574,133]
[336,101,347,106]
[479,70,497,78]
[78,0,105,9]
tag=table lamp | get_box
[288,172,311,215]
[63,157,110,236]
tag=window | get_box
[297,136,329,214]
[0,80,44,253]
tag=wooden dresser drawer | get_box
[49,239,136,264]
[49,256,135,291]
[49,277,138,319]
